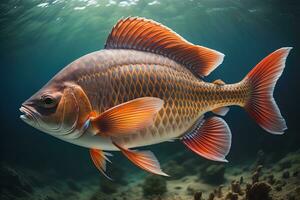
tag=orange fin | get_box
[213,79,225,85]
[212,107,229,116]
[89,148,113,180]
[90,97,163,136]
[182,117,231,162]
[105,17,224,77]
[243,47,292,134]
[113,142,169,176]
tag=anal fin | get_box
[113,142,169,177]
[181,117,232,162]
[90,148,113,180]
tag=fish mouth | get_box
[19,105,37,125]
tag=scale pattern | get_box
[75,58,251,147]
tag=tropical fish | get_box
[20,17,291,179]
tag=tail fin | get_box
[243,47,292,134]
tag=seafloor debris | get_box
[2,150,300,200]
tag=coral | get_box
[193,191,202,200]
[251,165,262,184]
[225,192,238,200]
[142,175,167,197]
[200,164,225,184]
[207,192,215,200]
[231,180,244,195]
[246,182,272,200]
[217,185,223,198]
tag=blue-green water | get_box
[1,1,300,200]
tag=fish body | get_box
[20,17,291,178]
[50,49,248,150]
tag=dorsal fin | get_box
[105,17,225,77]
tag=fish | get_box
[20,17,292,179]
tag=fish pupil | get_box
[44,97,54,105]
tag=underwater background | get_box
[1,0,300,199]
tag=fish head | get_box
[20,82,92,137]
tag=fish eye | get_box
[41,96,57,108]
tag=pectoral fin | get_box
[113,142,169,177]
[90,148,113,180]
[90,97,164,137]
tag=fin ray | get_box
[243,47,291,134]
[90,97,164,136]
[105,17,224,77]
[113,142,169,176]
[89,149,113,180]
[181,117,231,162]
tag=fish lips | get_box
[19,105,37,126]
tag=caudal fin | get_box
[243,47,292,134]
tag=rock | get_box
[282,171,290,179]
[200,164,225,184]
[246,182,272,200]
[142,175,167,197]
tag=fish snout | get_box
[19,105,37,126]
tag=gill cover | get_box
[54,84,92,138]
